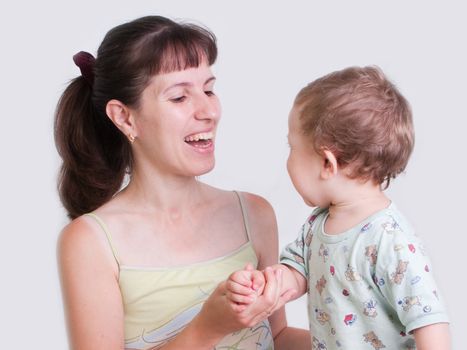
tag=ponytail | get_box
[54,76,130,219]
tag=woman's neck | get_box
[116,167,208,215]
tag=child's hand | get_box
[226,263,265,308]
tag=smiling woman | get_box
[117,64,221,178]
[54,15,309,350]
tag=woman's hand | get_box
[193,266,295,341]
[232,267,296,326]
[225,263,266,307]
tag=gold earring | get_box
[128,134,135,144]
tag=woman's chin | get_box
[191,159,216,177]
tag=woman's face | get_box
[132,61,221,177]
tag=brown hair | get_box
[295,66,414,188]
[54,16,217,219]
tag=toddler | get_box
[227,66,450,349]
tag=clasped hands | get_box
[197,263,296,340]
[225,263,296,324]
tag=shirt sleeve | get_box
[280,209,321,278]
[373,216,449,333]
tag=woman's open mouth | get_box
[184,131,214,149]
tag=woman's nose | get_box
[194,93,220,121]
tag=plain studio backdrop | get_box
[1,1,465,348]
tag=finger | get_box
[251,271,266,293]
[272,268,284,308]
[244,262,254,271]
[257,267,278,309]
[262,267,277,293]
[230,302,248,313]
[226,280,256,296]
[225,291,257,305]
[239,268,279,321]
[229,271,253,288]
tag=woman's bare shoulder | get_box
[203,185,275,219]
[238,191,277,228]
[57,214,118,275]
[59,216,97,249]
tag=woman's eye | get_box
[170,96,186,103]
[204,90,215,96]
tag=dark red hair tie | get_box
[73,51,95,86]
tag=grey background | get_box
[1,1,465,348]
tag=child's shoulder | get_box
[360,202,404,227]
[361,202,418,245]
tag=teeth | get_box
[184,132,214,142]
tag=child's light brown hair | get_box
[295,65,414,188]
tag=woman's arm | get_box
[58,217,125,349]
[243,193,311,350]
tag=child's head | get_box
[290,66,414,190]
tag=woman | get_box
[55,15,309,349]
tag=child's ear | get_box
[321,149,338,179]
[106,99,137,139]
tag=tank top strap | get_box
[84,213,121,268]
[233,191,252,242]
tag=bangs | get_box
[133,23,217,76]
[158,25,217,73]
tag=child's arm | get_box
[370,217,450,349]
[413,323,451,350]
[272,263,307,298]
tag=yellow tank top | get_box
[86,192,274,350]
